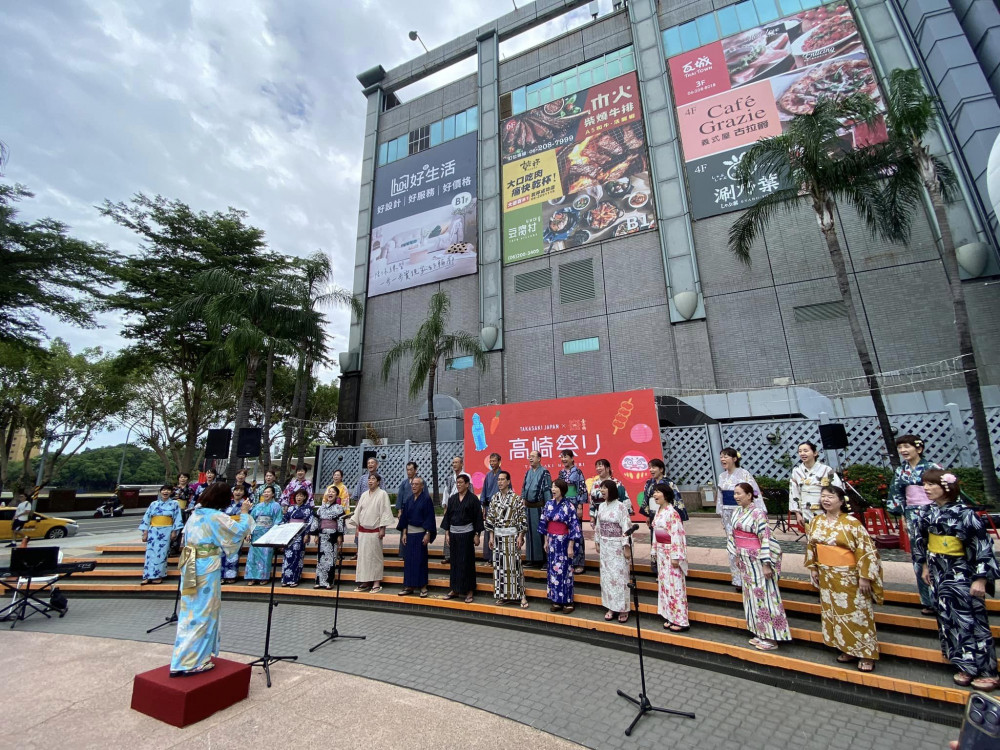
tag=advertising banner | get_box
[500,71,657,265]
[368,132,478,297]
[667,2,884,220]
[463,389,661,520]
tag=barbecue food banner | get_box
[667,2,885,220]
[464,389,661,520]
[500,71,657,265]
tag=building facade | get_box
[340,0,1000,442]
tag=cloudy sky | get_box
[2,0,601,446]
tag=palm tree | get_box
[380,291,487,505]
[883,68,998,502]
[729,93,917,466]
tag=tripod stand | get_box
[310,534,366,652]
[616,530,695,736]
[147,570,182,634]
[248,536,299,687]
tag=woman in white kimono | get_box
[789,441,842,526]
[716,447,765,589]
[594,479,633,623]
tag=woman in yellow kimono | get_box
[170,483,253,677]
[805,485,883,673]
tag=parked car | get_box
[0,507,79,540]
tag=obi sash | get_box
[255,517,273,528]
[928,533,965,556]
[320,519,340,531]
[357,525,381,533]
[566,485,578,499]
[547,520,569,535]
[654,528,671,545]
[406,525,425,534]
[493,527,518,538]
[228,515,241,522]
[179,543,220,595]
[150,516,174,527]
[815,544,856,567]
[289,517,307,524]
[450,523,474,534]
[800,485,822,510]
[733,530,761,550]
[721,490,737,506]
[905,485,932,507]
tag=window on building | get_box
[506,46,635,116]
[409,125,430,155]
[376,105,479,166]
[562,337,600,355]
[446,356,475,370]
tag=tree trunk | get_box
[295,351,313,468]
[259,345,275,471]
[181,380,204,474]
[0,418,16,497]
[928,190,1000,501]
[427,362,439,507]
[818,199,899,467]
[279,354,303,482]
[226,355,260,478]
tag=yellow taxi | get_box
[0,507,79,540]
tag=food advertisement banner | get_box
[464,390,661,520]
[500,71,657,265]
[368,132,478,297]
[667,3,884,220]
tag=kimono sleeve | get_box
[440,496,455,531]
[514,497,528,534]
[619,483,634,516]
[668,508,686,562]
[538,500,553,536]
[909,507,930,565]
[213,513,253,558]
[376,490,395,528]
[540,470,553,503]
[567,504,583,542]
[788,468,802,513]
[803,516,819,570]
[484,497,497,531]
[418,497,438,544]
[170,501,184,531]
[754,509,775,566]
[886,467,905,515]
[848,519,884,603]
[139,503,155,532]
[468,493,485,533]
[962,507,1000,582]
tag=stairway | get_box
[58,542,999,724]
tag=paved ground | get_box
[0,596,957,750]
[0,631,580,750]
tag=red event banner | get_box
[464,390,661,520]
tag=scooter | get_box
[94,496,125,518]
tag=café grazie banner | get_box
[667,3,881,219]
[463,389,661,520]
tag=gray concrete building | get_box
[339,0,1000,442]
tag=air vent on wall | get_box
[793,300,848,323]
[514,267,552,293]
[499,92,513,121]
[558,258,595,304]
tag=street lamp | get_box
[408,30,429,53]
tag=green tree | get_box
[0,184,119,351]
[883,68,998,502]
[729,94,912,467]
[100,194,281,473]
[380,291,487,503]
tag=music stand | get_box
[616,530,695,735]
[309,532,366,652]
[0,546,60,628]
[248,522,305,687]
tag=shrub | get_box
[840,464,890,509]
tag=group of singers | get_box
[155,437,999,693]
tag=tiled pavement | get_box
[1,597,957,750]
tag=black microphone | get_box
[624,523,640,537]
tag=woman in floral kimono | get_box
[170,484,252,676]
[651,483,689,632]
[716,448,766,588]
[594,479,633,623]
[310,485,346,589]
[139,485,184,585]
[912,470,1000,691]
[244,486,284,585]
[220,485,249,584]
[538,478,582,613]
[805,485,883,672]
[281,488,314,587]
[728,482,792,651]
[485,470,529,608]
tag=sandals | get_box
[754,640,778,651]
[837,654,859,664]
[399,588,414,596]
[668,624,689,632]
[353,585,370,593]
[246,580,257,586]
[370,586,383,594]
[464,593,474,603]
[605,611,615,621]
[140,579,150,586]
[748,637,761,647]
[954,672,975,687]
[920,607,937,616]
[617,612,629,623]
[857,659,875,673]
[443,591,458,600]
[573,567,585,575]
[150,578,163,585]
[971,677,1000,691]
[563,604,575,614]
[419,589,429,598]
[520,597,530,609]
[495,598,506,606]
[550,604,563,612]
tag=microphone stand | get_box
[147,571,182,634]
[616,524,695,736]
[309,533,366,652]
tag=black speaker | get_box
[819,423,849,451]
[236,427,262,458]
[205,428,232,459]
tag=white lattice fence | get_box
[317,441,465,498]
[839,412,961,467]
[961,408,1000,466]
[408,440,465,493]
[720,420,823,479]
[661,426,714,485]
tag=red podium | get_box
[131,658,251,727]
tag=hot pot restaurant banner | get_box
[667,3,885,220]
[500,71,657,265]
[368,132,478,297]
[464,390,661,520]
